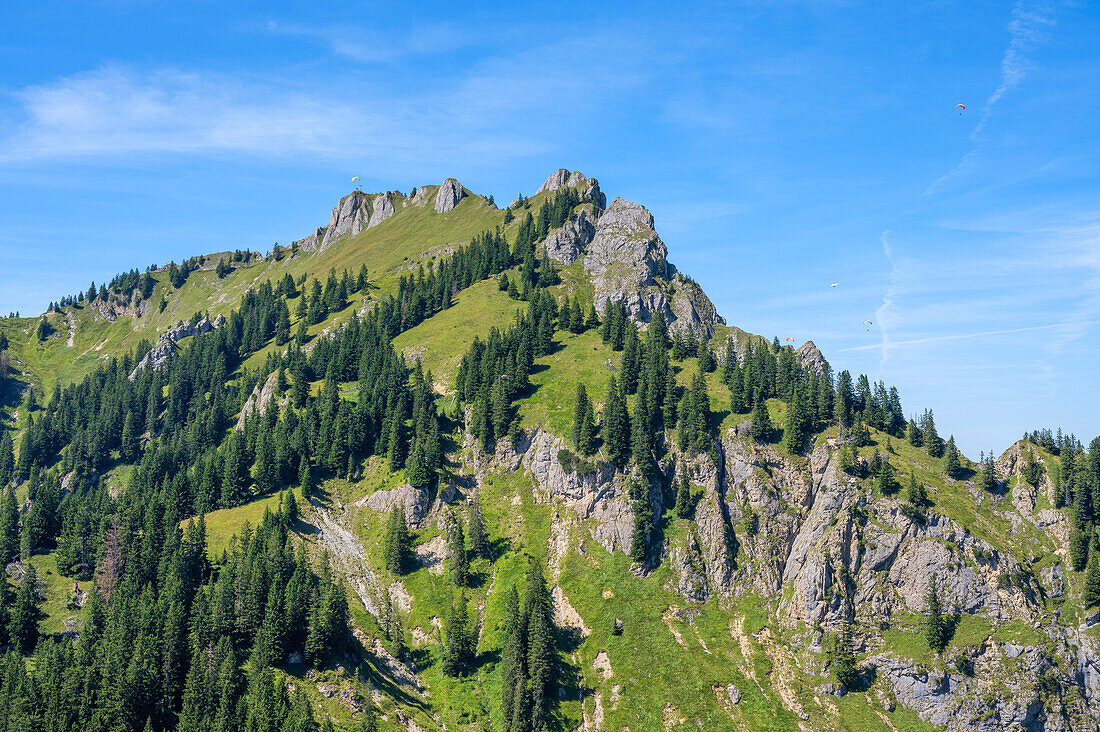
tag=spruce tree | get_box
[675,475,692,519]
[924,580,949,652]
[444,512,468,587]
[8,563,44,654]
[572,384,595,456]
[943,436,963,479]
[1085,549,1100,609]
[830,622,859,690]
[524,558,555,727]
[604,376,630,466]
[442,592,473,676]
[500,585,525,729]
[467,492,488,559]
[383,507,410,575]
[298,454,314,498]
[750,392,771,442]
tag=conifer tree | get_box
[444,512,469,587]
[924,580,949,652]
[8,563,44,654]
[383,507,410,575]
[604,376,630,466]
[830,621,859,690]
[943,436,963,479]
[442,591,474,676]
[524,558,555,727]
[0,487,18,565]
[675,475,692,519]
[750,392,771,442]
[1085,549,1100,609]
[572,383,595,456]
[298,454,314,497]
[500,585,525,729]
[467,491,488,559]
[1070,520,1090,572]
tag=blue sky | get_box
[1,1,1098,456]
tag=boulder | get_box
[434,178,466,213]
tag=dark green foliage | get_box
[468,491,488,559]
[442,592,475,676]
[874,456,899,495]
[604,376,631,466]
[750,392,771,442]
[829,622,859,690]
[8,563,44,654]
[943,436,963,479]
[675,475,693,519]
[383,507,411,575]
[1021,449,1043,487]
[1085,549,1100,608]
[572,383,596,456]
[444,511,469,587]
[974,452,997,492]
[925,580,951,652]
[677,372,711,455]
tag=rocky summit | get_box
[0,168,1095,732]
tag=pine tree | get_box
[442,592,473,676]
[1085,549,1100,609]
[924,580,949,652]
[444,512,469,587]
[830,621,859,690]
[298,454,314,497]
[750,392,771,442]
[675,475,692,519]
[0,487,19,566]
[572,383,595,456]
[975,453,997,492]
[467,492,488,559]
[604,376,630,466]
[383,507,410,575]
[8,563,44,654]
[943,436,963,479]
[1070,520,1090,572]
[500,585,525,729]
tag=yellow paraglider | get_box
[351,176,362,191]
[863,320,873,332]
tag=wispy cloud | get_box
[264,20,478,64]
[925,0,1057,195]
[874,231,901,366]
[0,31,647,174]
[838,320,1100,353]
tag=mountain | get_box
[0,168,1096,732]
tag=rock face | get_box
[129,315,223,378]
[584,198,724,338]
[796,341,828,374]
[293,226,325,252]
[542,207,595,266]
[434,178,466,213]
[454,404,1098,730]
[319,192,372,250]
[236,371,280,430]
[537,168,587,194]
[368,191,395,228]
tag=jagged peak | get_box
[537,168,588,194]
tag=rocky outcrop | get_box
[319,192,372,250]
[362,484,433,529]
[129,314,223,378]
[236,371,280,429]
[434,178,466,213]
[796,341,828,374]
[537,169,587,193]
[293,226,326,252]
[542,207,595,265]
[368,191,395,228]
[584,198,724,339]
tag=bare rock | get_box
[537,168,587,193]
[368,191,395,228]
[236,371,279,430]
[293,226,325,252]
[796,341,828,374]
[542,206,595,265]
[434,178,466,213]
[362,484,432,529]
[585,198,723,339]
[320,191,373,250]
[130,315,221,378]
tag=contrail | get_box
[838,320,1100,353]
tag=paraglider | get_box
[830,282,839,288]
[785,337,795,343]
[863,320,873,331]
[352,176,362,191]
[955,104,965,116]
